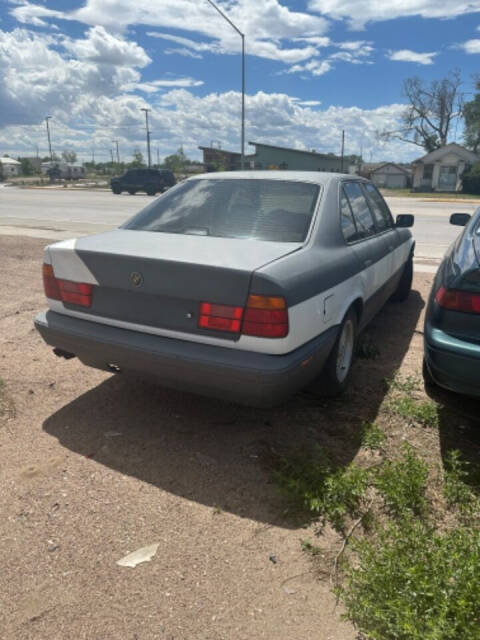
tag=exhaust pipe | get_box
[53,348,75,360]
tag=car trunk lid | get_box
[48,229,301,340]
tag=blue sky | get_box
[1,0,480,163]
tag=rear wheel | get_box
[128,189,136,195]
[391,255,413,302]
[317,308,358,396]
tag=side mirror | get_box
[450,213,471,227]
[396,214,414,228]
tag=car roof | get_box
[187,170,368,186]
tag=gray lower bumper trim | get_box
[34,311,338,407]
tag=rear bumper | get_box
[424,322,480,398]
[34,311,338,407]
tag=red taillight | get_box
[243,295,288,338]
[198,302,243,333]
[43,263,61,300]
[42,263,93,308]
[435,286,480,314]
[58,280,93,307]
[198,295,289,338]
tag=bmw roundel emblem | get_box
[130,271,144,287]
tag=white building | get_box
[368,163,411,189]
[41,161,85,179]
[0,156,21,177]
[412,143,479,192]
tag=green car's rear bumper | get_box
[424,323,480,398]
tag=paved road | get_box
[1,188,478,267]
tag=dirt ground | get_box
[1,235,479,640]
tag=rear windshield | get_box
[123,178,320,242]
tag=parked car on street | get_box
[423,210,480,398]
[35,172,414,407]
[110,168,176,196]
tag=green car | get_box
[424,210,480,398]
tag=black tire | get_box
[146,188,156,196]
[112,185,121,194]
[391,255,413,302]
[128,189,136,195]
[317,307,358,396]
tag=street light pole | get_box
[206,0,245,170]
[45,116,53,162]
[113,139,120,164]
[140,108,152,168]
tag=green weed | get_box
[376,444,429,517]
[444,450,480,519]
[357,334,380,360]
[274,447,370,531]
[361,422,386,450]
[339,519,480,640]
[384,374,421,394]
[389,395,439,428]
[300,539,323,556]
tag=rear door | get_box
[362,182,400,276]
[342,181,390,323]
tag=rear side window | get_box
[343,182,376,239]
[340,190,359,243]
[363,183,394,232]
[124,179,320,243]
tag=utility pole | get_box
[110,149,114,165]
[140,108,152,168]
[156,147,160,166]
[206,0,245,170]
[340,129,345,173]
[113,140,120,164]
[45,116,53,162]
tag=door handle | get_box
[364,259,373,267]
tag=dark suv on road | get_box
[111,169,176,196]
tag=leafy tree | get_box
[19,158,35,176]
[382,70,462,151]
[62,150,77,164]
[164,147,189,173]
[129,150,145,168]
[461,163,480,194]
[463,85,480,152]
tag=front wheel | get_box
[146,188,156,196]
[111,185,121,194]
[391,256,413,302]
[127,189,136,195]
[318,308,358,396]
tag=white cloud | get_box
[164,48,203,59]
[63,26,151,67]
[0,27,148,126]
[126,78,204,93]
[297,100,322,106]
[9,1,63,28]
[388,49,438,65]
[308,0,480,29]
[11,0,329,65]
[460,39,480,54]
[284,59,332,76]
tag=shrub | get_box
[274,446,370,531]
[376,444,429,517]
[462,163,480,195]
[339,520,480,640]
